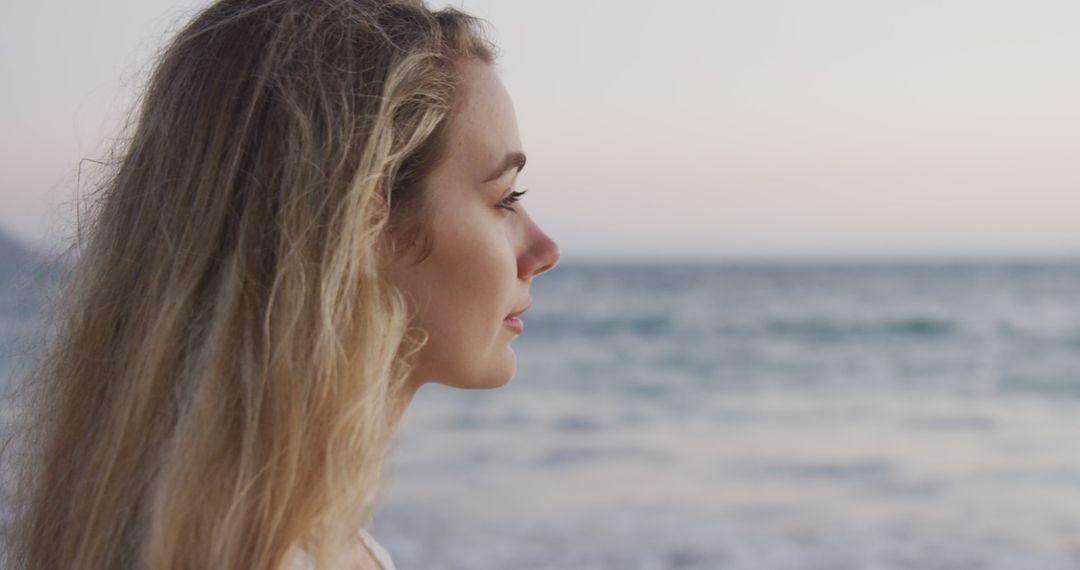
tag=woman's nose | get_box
[519,219,560,280]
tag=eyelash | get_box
[497,189,528,213]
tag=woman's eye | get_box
[497,189,528,213]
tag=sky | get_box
[1,0,1078,260]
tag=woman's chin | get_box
[462,366,516,390]
[438,352,517,390]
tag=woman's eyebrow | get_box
[482,151,527,183]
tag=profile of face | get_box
[384,59,560,390]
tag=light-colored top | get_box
[357,529,396,570]
[286,529,396,570]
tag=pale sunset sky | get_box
[1,0,1078,260]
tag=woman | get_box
[3,0,559,568]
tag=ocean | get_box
[4,260,1080,569]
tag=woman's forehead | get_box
[445,59,523,181]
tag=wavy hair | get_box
[4,1,492,568]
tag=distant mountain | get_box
[0,228,34,267]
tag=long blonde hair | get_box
[4,1,492,568]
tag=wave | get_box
[732,459,894,481]
[525,314,673,338]
[761,316,956,341]
[525,313,962,342]
[536,444,671,467]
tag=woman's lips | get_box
[504,299,530,334]
[503,316,524,334]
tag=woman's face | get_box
[384,59,560,390]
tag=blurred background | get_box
[2,1,1079,568]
